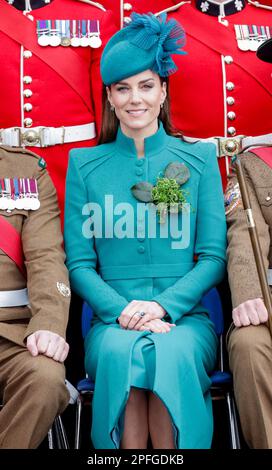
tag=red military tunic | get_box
[0,0,117,217]
[154,0,272,186]
[102,0,172,28]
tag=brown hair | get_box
[98,77,183,145]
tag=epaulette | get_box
[168,137,214,174]
[0,145,47,169]
[76,0,106,11]
[155,1,190,17]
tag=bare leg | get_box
[148,392,175,449]
[121,388,149,449]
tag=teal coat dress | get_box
[64,123,227,449]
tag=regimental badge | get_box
[36,19,102,48]
[224,180,242,215]
[38,158,47,169]
[0,178,40,212]
[56,282,71,298]
[234,24,272,52]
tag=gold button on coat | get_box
[123,3,132,10]
[227,126,236,136]
[23,50,32,59]
[227,111,236,120]
[24,103,33,112]
[24,117,33,127]
[226,82,235,91]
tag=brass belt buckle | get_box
[21,129,40,146]
[21,127,48,147]
[218,136,245,157]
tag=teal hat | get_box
[101,13,186,86]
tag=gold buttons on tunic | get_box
[227,111,236,120]
[226,82,235,91]
[23,50,32,59]
[23,89,33,98]
[227,127,236,136]
[124,17,132,24]
[24,117,33,127]
[226,97,235,105]
[224,56,233,64]
[123,3,133,10]
[23,76,32,84]
[24,103,33,112]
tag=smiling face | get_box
[106,70,167,138]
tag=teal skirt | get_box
[85,312,218,449]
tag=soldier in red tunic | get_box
[152,0,272,188]
[0,0,117,218]
[102,0,172,28]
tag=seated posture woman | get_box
[64,13,226,449]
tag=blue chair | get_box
[75,289,241,449]
[74,302,95,449]
[202,288,241,449]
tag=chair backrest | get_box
[81,302,94,340]
[201,287,224,336]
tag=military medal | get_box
[71,20,80,47]
[48,20,61,47]
[60,20,71,47]
[37,20,50,46]
[17,178,27,210]
[14,178,24,210]
[4,179,15,212]
[89,36,102,48]
[235,24,272,52]
[29,179,41,210]
[0,179,8,210]
[79,20,88,47]
[234,25,248,51]
[37,18,102,48]
[88,20,102,48]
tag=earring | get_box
[110,104,115,111]
[160,102,164,109]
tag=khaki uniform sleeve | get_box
[22,167,70,341]
[226,161,270,308]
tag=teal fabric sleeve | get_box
[64,154,128,324]
[152,146,227,324]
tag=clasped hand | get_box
[118,300,176,333]
[27,330,69,363]
[232,298,268,327]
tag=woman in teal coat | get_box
[65,13,226,449]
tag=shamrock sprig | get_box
[131,161,190,223]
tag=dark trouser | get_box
[0,336,69,448]
[228,323,272,449]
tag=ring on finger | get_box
[135,311,146,318]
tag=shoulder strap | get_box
[76,0,106,10]
[0,0,92,112]
[0,215,26,278]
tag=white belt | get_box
[268,269,272,287]
[0,122,96,148]
[0,288,29,307]
[182,133,272,157]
